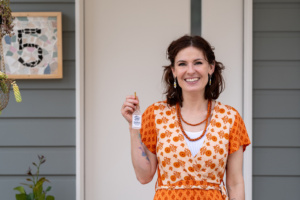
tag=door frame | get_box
[75,0,253,199]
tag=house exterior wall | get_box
[0,0,76,199]
[253,0,300,199]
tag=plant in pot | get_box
[13,155,55,200]
[0,0,22,115]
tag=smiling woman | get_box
[163,35,225,107]
[121,35,251,200]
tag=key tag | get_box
[132,92,142,129]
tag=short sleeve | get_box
[140,104,157,154]
[228,108,251,154]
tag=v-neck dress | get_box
[140,101,251,200]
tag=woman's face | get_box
[172,46,215,95]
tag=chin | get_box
[182,88,204,94]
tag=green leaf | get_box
[15,194,27,200]
[21,183,33,188]
[14,186,26,194]
[37,177,49,184]
[33,184,43,198]
[27,193,34,200]
[37,193,45,200]
[46,195,55,200]
[34,177,50,198]
[45,186,52,192]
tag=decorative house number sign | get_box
[2,12,63,79]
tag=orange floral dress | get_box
[140,101,251,200]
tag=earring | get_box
[174,77,177,88]
[208,74,212,86]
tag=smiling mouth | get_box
[185,78,200,82]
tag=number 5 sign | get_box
[2,12,63,79]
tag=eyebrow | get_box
[176,58,204,63]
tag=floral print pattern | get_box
[140,101,251,200]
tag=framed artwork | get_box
[2,12,63,79]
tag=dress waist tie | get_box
[220,180,229,200]
[155,180,228,200]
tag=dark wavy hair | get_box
[163,35,225,106]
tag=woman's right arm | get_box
[121,95,157,184]
[130,128,157,184]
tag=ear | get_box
[171,66,176,78]
[209,62,215,74]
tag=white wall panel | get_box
[84,1,190,199]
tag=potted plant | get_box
[0,0,22,115]
[13,155,55,200]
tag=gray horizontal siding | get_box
[11,0,74,2]
[1,1,76,199]
[253,1,300,199]
[0,90,75,117]
[18,61,75,89]
[253,119,300,147]
[254,32,300,60]
[253,148,300,175]
[0,176,75,200]
[0,119,75,146]
[255,0,300,2]
[254,61,300,89]
[253,177,300,200]
[0,147,75,175]
[254,3,300,31]
[10,3,75,31]
[63,32,75,60]
[253,90,300,118]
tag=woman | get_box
[121,35,251,200]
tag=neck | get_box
[181,91,208,112]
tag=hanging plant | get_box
[0,0,15,37]
[0,0,21,115]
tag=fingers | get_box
[122,101,136,111]
[121,95,140,115]
[124,105,134,113]
[126,95,139,105]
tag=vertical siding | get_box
[0,0,75,199]
[253,0,300,199]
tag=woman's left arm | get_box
[226,146,245,200]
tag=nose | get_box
[187,63,195,74]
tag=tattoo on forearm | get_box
[137,132,150,161]
[139,142,150,161]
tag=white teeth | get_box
[185,78,199,82]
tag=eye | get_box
[178,63,186,66]
[195,61,202,65]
